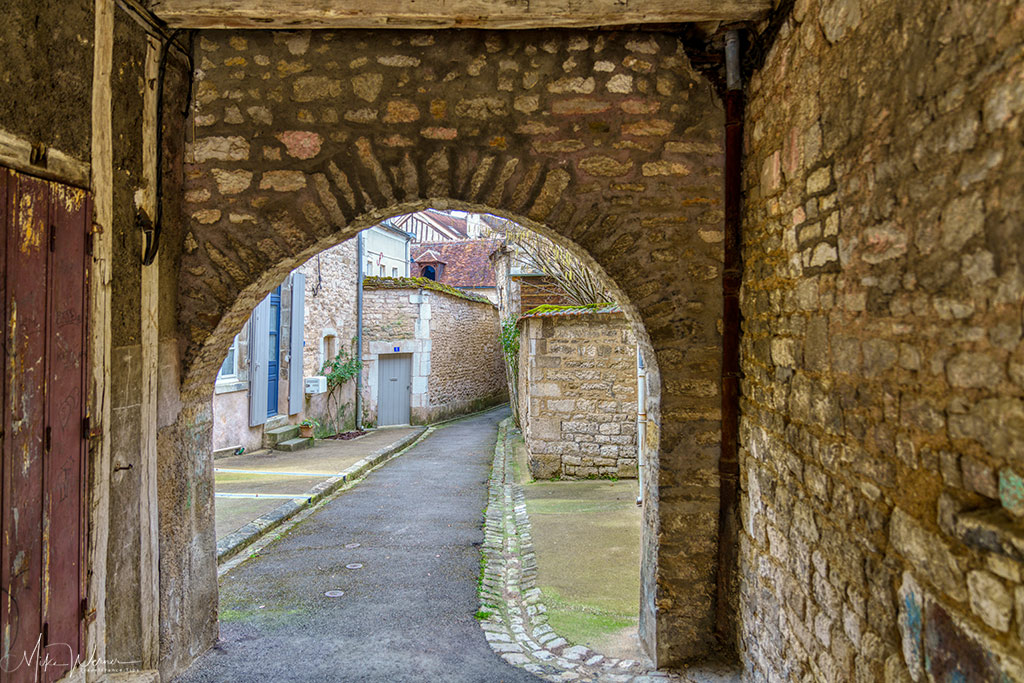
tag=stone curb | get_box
[215,402,512,565]
[216,427,427,563]
[478,417,683,683]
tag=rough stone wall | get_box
[426,290,507,421]
[178,28,724,665]
[363,286,420,344]
[361,285,427,425]
[519,313,637,479]
[362,285,505,424]
[519,275,575,312]
[739,0,1024,680]
[299,239,359,429]
[300,239,358,376]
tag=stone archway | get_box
[163,28,725,671]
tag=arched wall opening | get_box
[158,27,726,676]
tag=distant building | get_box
[411,239,502,303]
[363,223,413,278]
[385,209,505,243]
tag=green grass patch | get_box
[541,587,636,644]
[475,610,494,621]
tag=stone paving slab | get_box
[214,426,426,562]
[479,418,741,683]
[215,497,294,540]
[215,426,420,474]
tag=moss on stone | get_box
[362,275,493,305]
[521,302,617,317]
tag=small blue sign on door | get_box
[394,346,400,352]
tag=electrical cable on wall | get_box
[140,28,195,266]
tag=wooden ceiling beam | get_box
[148,0,770,29]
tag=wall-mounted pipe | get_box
[716,28,744,649]
[355,231,364,429]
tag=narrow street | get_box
[176,406,541,683]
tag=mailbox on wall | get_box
[304,375,328,394]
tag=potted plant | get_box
[298,418,318,439]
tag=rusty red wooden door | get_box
[2,168,90,682]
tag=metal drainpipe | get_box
[636,347,646,507]
[716,28,744,648]
[355,231,364,430]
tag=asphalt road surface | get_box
[175,406,540,683]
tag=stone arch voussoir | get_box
[175,27,725,666]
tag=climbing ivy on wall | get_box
[500,317,522,427]
[319,343,362,436]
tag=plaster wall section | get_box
[518,313,638,479]
[210,270,307,452]
[0,0,93,161]
[739,1,1024,680]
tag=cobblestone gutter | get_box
[479,418,737,683]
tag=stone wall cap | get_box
[363,275,495,306]
[519,303,622,319]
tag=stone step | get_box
[264,414,290,431]
[263,424,299,448]
[275,436,313,452]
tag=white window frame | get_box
[215,334,246,393]
[217,335,239,382]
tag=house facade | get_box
[360,278,507,426]
[211,225,409,453]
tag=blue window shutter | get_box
[249,296,271,427]
[288,272,306,414]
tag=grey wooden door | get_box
[378,354,412,426]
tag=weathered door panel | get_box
[3,172,50,682]
[378,354,412,426]
[41,183,90,680]
[0,168,10,678]
[1,169,89,682]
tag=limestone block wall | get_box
[362,284,505,425]
[739,0,1024,680]
[518,312,638,479]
